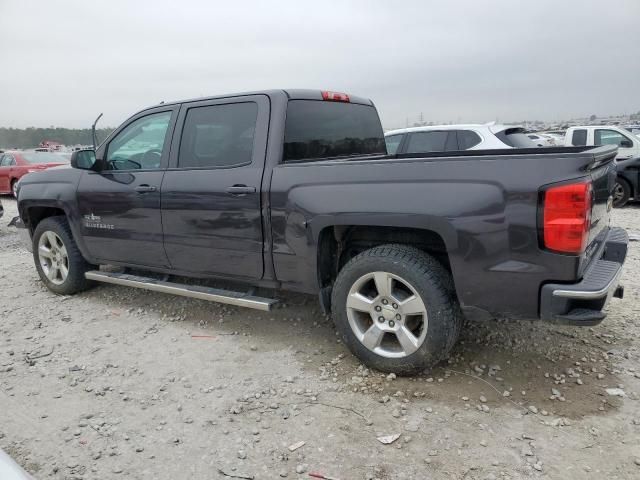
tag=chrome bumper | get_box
[540,227,628,325]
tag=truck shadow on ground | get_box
[75,282,625,422]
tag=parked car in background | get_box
[0,150,69,197]
[624,125,640,137]
[614,156,639,207]
[540,130,566,145]
[564,125,640,206]
[526,132,557,146]
[384,124,536,154]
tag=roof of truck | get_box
[138,89,374,113]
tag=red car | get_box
[0,150,69,196]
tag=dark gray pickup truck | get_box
[15,89,628,374]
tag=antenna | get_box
[92,113,103,150]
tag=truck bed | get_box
[269,145,618,320]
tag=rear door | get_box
[76,107,178,267]
[160,95,269,279]
[0,154,11,192]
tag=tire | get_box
[331,244,462,375]
[32,216,95,295]
[613,177,631,208]
[11,179,18,198]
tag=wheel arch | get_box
[23,205,68,235]
[617,173,634,197]
[316,224,455,314]
[20,202,94,263]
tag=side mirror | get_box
[620,139,633,148]
[70,149,97,170]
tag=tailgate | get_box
[583,146,618,268]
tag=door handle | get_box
[135,184,157,193]
[226,185,256,195]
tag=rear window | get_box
[571,129,587,146]
[283,100,386,162]
[21,152,69,164]
[495,128,537,148]
[457,130,482,149]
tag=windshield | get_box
[22,152,69,164]
[283,100,386,162]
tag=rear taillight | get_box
[543,181,593,254]
[321,91,350,102]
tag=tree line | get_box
[0,127,114,149]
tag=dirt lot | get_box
[1,197,639,480]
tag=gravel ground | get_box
[1,196,639,480]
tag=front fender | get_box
[17,169,93,262]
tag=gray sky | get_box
[1,0,638,129]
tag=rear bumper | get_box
[540,227,628,326]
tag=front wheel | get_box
[11,180,18,198]
[32,216,94,295]
[331,244,462,375]
[613,178,631,208]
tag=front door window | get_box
[105,112,172,170]
[594,129,631,148]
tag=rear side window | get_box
[405,131,460,153]
[456,130,482,149]
[495,128,537,148]
[385,134,403,154]
[179,103,258,168]
[283,100,386,162]
[571,129,587,146]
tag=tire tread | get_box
[331,243,462,374]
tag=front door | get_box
[76,108,177,267]
[161,95,269,279]
[594,128,636,159]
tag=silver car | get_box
[0,449,33,479]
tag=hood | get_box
[18,163,83,189]
[27,162,68,170]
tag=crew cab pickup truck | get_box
[16,89,628,374]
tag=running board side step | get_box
[84,271,278,311]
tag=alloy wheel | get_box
[346,271,428,358]
[37,231,69,285]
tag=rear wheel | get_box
[11,179,18,198]
[331,244,462,375]
[613,177,631,208]
[32,216,94,295]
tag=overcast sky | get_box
[0,0,638,129]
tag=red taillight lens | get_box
[543,182,593,254]
[321,91,350,102]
